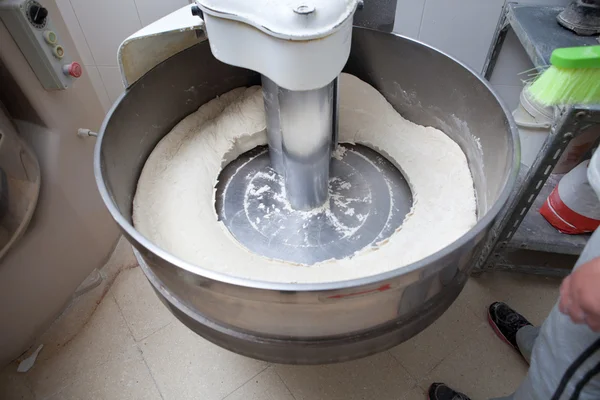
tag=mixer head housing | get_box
[193,0,359,91]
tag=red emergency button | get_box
[63,62,82,78]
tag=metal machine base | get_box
[215,144,412,265]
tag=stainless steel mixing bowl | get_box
[95,28,519,364]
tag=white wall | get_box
[394,0,571,110]
[56,0,190,113]
[58,0,571,114]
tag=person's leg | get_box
[429,303,535,400]
[487,302,534,361]
[485,304,537,399]
[514,325,540,364]
[511,303,600,400]
[433,308,600,400]
[512,229,600,400]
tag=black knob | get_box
[29,5,48,26]
[191,5,203,19]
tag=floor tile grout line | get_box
[220,364,272,400]
[403,383,427,400]
[386,350,420,389]
[416,322,492,391]
[465,302,488,324]
[109,273,173,344]
[138,345,166,400]
[23,368,39,400]
[38,377,76,400]
[465,296,484,320]
[110,290,137,341]
[389,314,478,384]
[134,320,174,344]
[458,291,490,322]
[109,279,167,399]
[410,382,426,394]
[34,295,136,400]
[273,367,298,400]
[22,379,36,400]
[387,284,490,384]
[109,271,270,400]
[387,350,419,385]
[418,379,432,394]
[110,265,173,343]
[415,322,529,395]
[406,318,488,389]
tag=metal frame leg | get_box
[482,3,510,79]
[473,107,593,276]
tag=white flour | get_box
[133,74,476,283]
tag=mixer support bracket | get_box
[474,2,600,277]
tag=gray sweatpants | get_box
[492,229,600,400]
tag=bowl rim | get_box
[93,28,520,293]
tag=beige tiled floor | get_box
[0,265,561,400]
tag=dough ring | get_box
[133,74,476,283]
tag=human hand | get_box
[559,256,600,332]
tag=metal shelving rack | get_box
[473,3,600,277]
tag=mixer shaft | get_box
[262,76,337,210]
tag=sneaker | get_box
[428,383,471,400]
[488,302,532,352]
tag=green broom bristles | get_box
[527,45,600,106]
[528,67,600,106]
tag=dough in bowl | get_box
[133,73,476,283]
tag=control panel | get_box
[0,0,82,90]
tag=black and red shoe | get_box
[428,383,471,400]
[487,302,532,352]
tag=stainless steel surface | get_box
[262,75,340,187]
[261,76,284,176]
[280,81,335,210]
[477,3,600,277]
[262,76,337,210]
[215,143,412,265]
[0,102,40,261]
[95,28,519,364]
